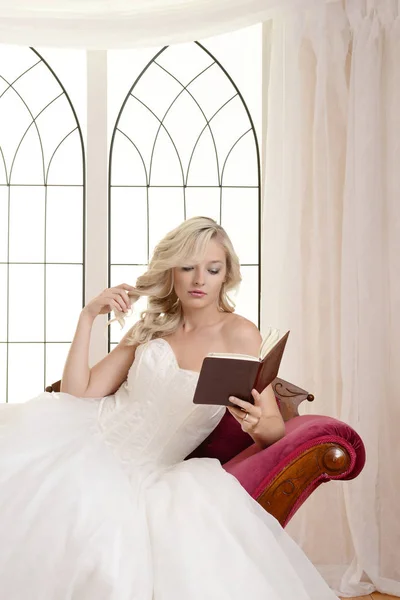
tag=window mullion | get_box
[86,50,108,365]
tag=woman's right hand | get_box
[82,283,136,319]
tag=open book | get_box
[193,328,290,407]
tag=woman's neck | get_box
[181,308,227,334]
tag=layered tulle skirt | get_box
[0,393,339,600]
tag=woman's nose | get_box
[193,269,205,286]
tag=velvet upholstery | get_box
[223,415,365,489]
[186,410,253,463]
[186,411,366,527]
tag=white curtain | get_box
[0,0,318,48]
[261,0,400,596]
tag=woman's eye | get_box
[182,267,220,275]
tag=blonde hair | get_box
[111,216,242,346]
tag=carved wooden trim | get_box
[45,380,61,393]
[256,442,351,527]
[272,377,315,421]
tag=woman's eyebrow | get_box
[208,260,224,264]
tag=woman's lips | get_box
[189,291,206,297]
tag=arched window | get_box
[0,46,85,403]
[109,41,260,348]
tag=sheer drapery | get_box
[0,0,318,48]
[261,1,400,596]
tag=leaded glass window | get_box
[109,36,261,348]
[0,46,85,403]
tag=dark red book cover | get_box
[193,331,290,407]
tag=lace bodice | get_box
[97,338,225,468]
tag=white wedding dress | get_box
[0,337,339,600]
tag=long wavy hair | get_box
[111,216,242,346]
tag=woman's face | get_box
[173,238,227,310]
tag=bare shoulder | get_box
[221,313,262,357]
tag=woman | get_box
[0,216,339,599]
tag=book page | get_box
[206,327,282,362]
[259,327,280,360]
[207,353,259,361]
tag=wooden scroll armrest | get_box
[45,380,61,393]
[256,441,351,527]
[271,377,315,422]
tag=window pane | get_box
[46,187,83,263]
[117,96,161,180]
[221,131,259,187]
[110,187,148,265]
[0,265,6,342]
[46,129,84,185]
[10,126,46,185]
[8,264,44,342]
[110,130,148,187]
[233,266,258,325]
[8,343,44,403]
[46,342,70,390]
[221,188,259,264]
[185,188,221,222]
[160,91,208,181]
[46,265,83,341]
[208,95,252,171]
[0,343,6,402]
[185,126,220,187]
[132,63,183,125]
[8,186,45,262]
[13,60,62,119]
[188,63,237,120]
[0,187,8,261]
[148,187,185,257]
[149,124,186,186]
[35,94,79,183]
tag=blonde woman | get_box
[0,216,339,600]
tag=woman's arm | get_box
[60,309,95,396]
[224,318,286,449]
[60,284,136,398]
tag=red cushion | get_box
[185,410,253,463]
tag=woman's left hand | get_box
[227,385,286,448]
[227,389,263,433]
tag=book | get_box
[192,328,290,407]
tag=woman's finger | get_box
[115,292,130,311]
[229,396,254,413]
[114,288,132,307]
[109,293,126,312]
[228,407,257,431]
[228,406,249,420]
[108,299,122,313]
